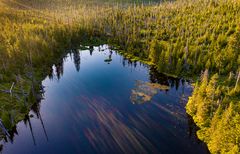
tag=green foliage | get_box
[0,0,239,153]
[187,71,240,154]
[91,0,240,75]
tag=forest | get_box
[0,0,239,153]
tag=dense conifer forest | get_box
[0,0,239,153]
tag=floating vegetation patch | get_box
[130,80,169,104]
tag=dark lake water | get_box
[0,45,209,154]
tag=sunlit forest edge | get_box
[0,0,239,153]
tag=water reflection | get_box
[72,49,81,72]
[55,58,64,80]
[31,100,49,142]
[0,91,49,149]
[104,50,113,64]
[149,66,183,90]
[0,45,209,154]
[77,96,157,153]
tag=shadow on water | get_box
[0,45,209,154]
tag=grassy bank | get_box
[0,0,239,153]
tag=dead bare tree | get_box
[235,71,240,91]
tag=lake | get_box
[0,45,209,154]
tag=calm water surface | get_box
[0,45,209,154]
